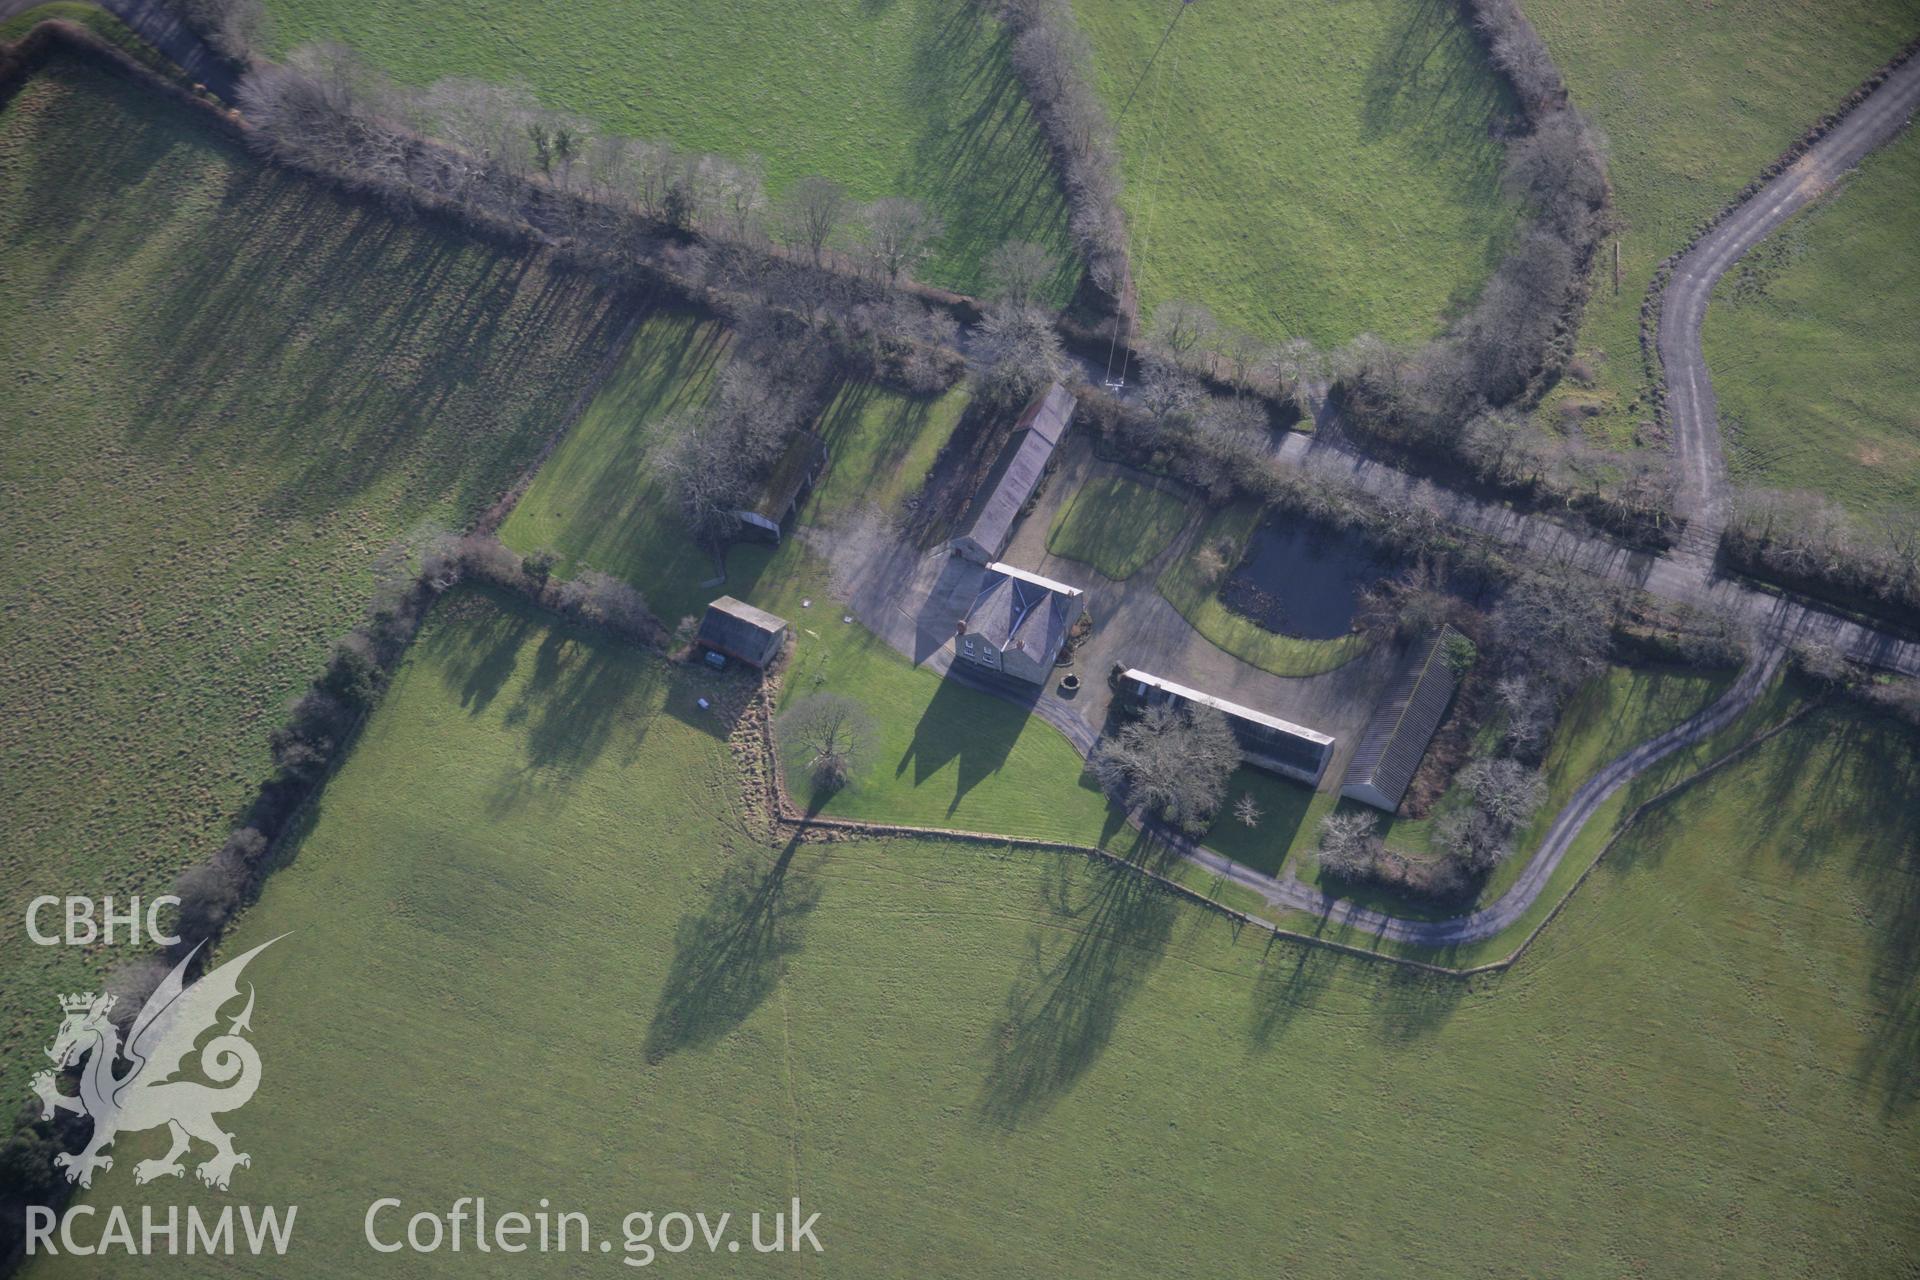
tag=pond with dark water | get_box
[1218,519,1395,639]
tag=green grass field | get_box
[258,0,1077,299]
[1703,126,1920,516]
[1045,473,1190,579]
[496,311,735,625]
[42,591,1919,1278]
[0,60,627,1077]
[1156,503,1372,677]
[1072,0,1517,346]
[1525,0,1920,447]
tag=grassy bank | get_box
[44,595,1919,1278]
[0,1,176,75]
[1072,0,1516,345]
[0,58,626,1080]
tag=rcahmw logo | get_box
[32,936,284,1189]
[24,936,299,1260]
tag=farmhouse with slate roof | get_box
[1122,669,1336,786]
[696,596,790,670]
[951,382,1074,564]
[1340,624,1465,811]
[956,563,1084,685]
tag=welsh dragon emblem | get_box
[30,936,284,1191]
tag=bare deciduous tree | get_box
[1492,568,1614,695]
[985,239,1059,308]
[1263,337,1326,414]
[972,302,1067,409]
[862,197,942,284]
[1233,793,1264,828]
[1433,758,1547,873]
[1148,298,1216,366]
[777,693,876,790]
[1316,809,1380,878]
[780,176,849,266]
[1093,702,1239,834]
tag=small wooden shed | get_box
[696,597,790,669]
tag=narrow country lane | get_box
[1659,52,1920,579]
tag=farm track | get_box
[1658,52,1920,577]
[942,59,1920,952]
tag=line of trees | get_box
[165,531,664,951]
[2,531,664,1253]
[1075,379,1514,594]
[990,0,1129,305]
[1108,0,1655,543]
[1724,489,1920,628]
[235,45,966,394]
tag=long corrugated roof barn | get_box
[951,382,1074,564]
[1340,624,1465,811]
[1121,669,1335,786]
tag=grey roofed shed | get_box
[951,383,1074,563]
[695,596,790,669]
[1340,624,1465,812]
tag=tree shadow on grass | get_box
[1729,708,1920,1115]
[425,592,538,718]
[1362,0,1511,167]
[812,380,941,510]
[643,833,823,1065]
[1368,962,1470,1043]
[1248,936,1345,1048]
[978,855,1175,1126]
[57,103,639,529]
[1825,716,1920,1116]
[905,6,1074,294]
[1594,703,1920,1115]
